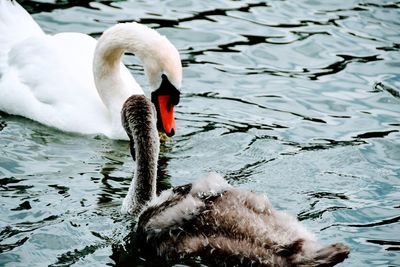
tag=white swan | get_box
[0,0,182,139]
[120,95,350,266]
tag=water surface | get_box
[1,0,399,266]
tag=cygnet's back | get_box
[136,173,350,266]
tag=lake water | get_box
[0,0,399,266]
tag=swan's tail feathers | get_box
[0,0,43,39]
[0,0,43,71]
[298,243,350,267]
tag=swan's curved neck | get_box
[93,23,168,111]
[121,96,160,215]
[93,24,146,113]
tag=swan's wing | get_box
[0,33,111,134]
[0,1,141,138]
[0,0,43,73]
[3,33,98,103]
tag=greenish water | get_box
[1,0,399,266]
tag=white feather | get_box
[190,172,232,197]
[0,0,181,139]
[145,195,204,233]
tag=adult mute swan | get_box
[0,0,181,139]
[120,95,350,266]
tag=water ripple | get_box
[328,215,400,229]
[1,0,399,266]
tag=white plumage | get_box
[0,0,181,139]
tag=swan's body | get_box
[121,95,350,266]
[0,0,181,139]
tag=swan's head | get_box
[151,74,180,137]
[129,23,182,137]
[95,22,182,137]
[146,40,182,138]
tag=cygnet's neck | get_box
[121,96,160,215]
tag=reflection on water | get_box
[1,0,399,266]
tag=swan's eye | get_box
[151,74,180,110]
[152,75,180,101]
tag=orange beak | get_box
[151,74,180,137]
[157,95,176,137]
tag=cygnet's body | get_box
[121,95,350,266]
